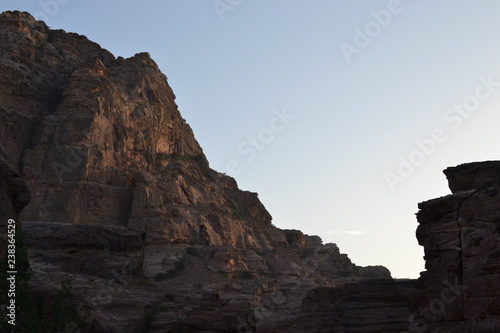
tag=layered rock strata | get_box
[0,153,30,258]
[412,161,500,332]
[290,279,416,333]
[21,221,382,332]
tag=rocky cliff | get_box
[0,10,276,249]
[411,161,500,332]
[0,11,390,332]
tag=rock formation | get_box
[0,11,391,332]
[411,161,500,332]
[0,10,274,249]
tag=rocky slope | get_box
[0,11,390,332]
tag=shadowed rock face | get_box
[290,279,416,333]
[0,152,30,258]
[0,11,391,332]
[443,161,500,194]
[412,161,500,332]
[0,10,276,249]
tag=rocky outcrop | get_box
[411,161,500,332]
[443,161,500,193]
[22,221,144,280]
[21,220,378,332]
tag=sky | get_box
[4,0,500,278]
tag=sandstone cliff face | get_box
[0,11,390,332]
[0,10,276,249]
[412,161,500,332]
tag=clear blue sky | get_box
[4,0,500,278]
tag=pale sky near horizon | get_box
[4,1,500,278]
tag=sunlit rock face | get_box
[290,279,416,332]
[0,10,276,249]
[3,10,500,333]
